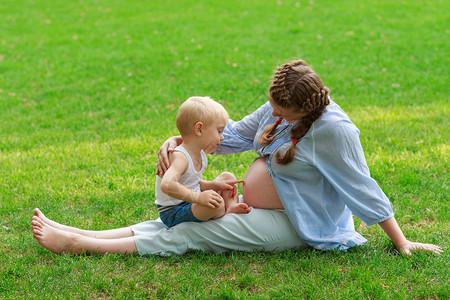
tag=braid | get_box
[287,60,308,67]
[274,106,325,164]
[270,65,291,105]
[257,120,281,145]
[270,60,309,107]
[302,87,330,112]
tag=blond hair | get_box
[176,96,229,136]
[258,60,330,164]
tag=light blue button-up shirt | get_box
[215,101,394,251]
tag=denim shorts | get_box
[157,202,202,228]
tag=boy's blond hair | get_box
[176,96,229,136]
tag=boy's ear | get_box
[194,122,204,136]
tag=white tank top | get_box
[155,145,208,206]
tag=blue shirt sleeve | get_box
[215,102,272,155]
[268,102,394,250]
[313,121,394,226]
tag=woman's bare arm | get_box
[378,217,442,255]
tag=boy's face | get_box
[201,117,228,153]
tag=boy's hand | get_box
[196,190,224,208]
[212,180,244,198]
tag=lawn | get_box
[0,0,448,298]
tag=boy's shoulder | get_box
[169,150,189,164]
[167,151,190,175]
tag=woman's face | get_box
[268,97,306,124]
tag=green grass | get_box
[1,0,448,298]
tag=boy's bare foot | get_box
[32,216,79,254]
[226,202,251,214]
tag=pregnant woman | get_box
[31,59,442,256]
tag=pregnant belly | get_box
[242,157,284,209]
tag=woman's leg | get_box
[32,216,137,255]
[132,209,308,256]
[33,208,133,239]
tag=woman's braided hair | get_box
[258,60,330,164]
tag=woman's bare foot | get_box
[31,216,80,254]
[225,202,251,214]
[33,208,64,229]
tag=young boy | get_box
[155,96,250,228]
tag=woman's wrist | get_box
[171,135,183,146]
[378,217,408,249]
[392,237,410,250]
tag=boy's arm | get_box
[160,152,199,203]
[199,180,214,191]
[160,153,223,208]
[200,179,244,198]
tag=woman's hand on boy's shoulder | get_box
[156,136,182,175]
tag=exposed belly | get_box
[242,157,284,209]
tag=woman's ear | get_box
[194,122,204,136]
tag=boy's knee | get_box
[217,200,226,211]
[212,201,226,218]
